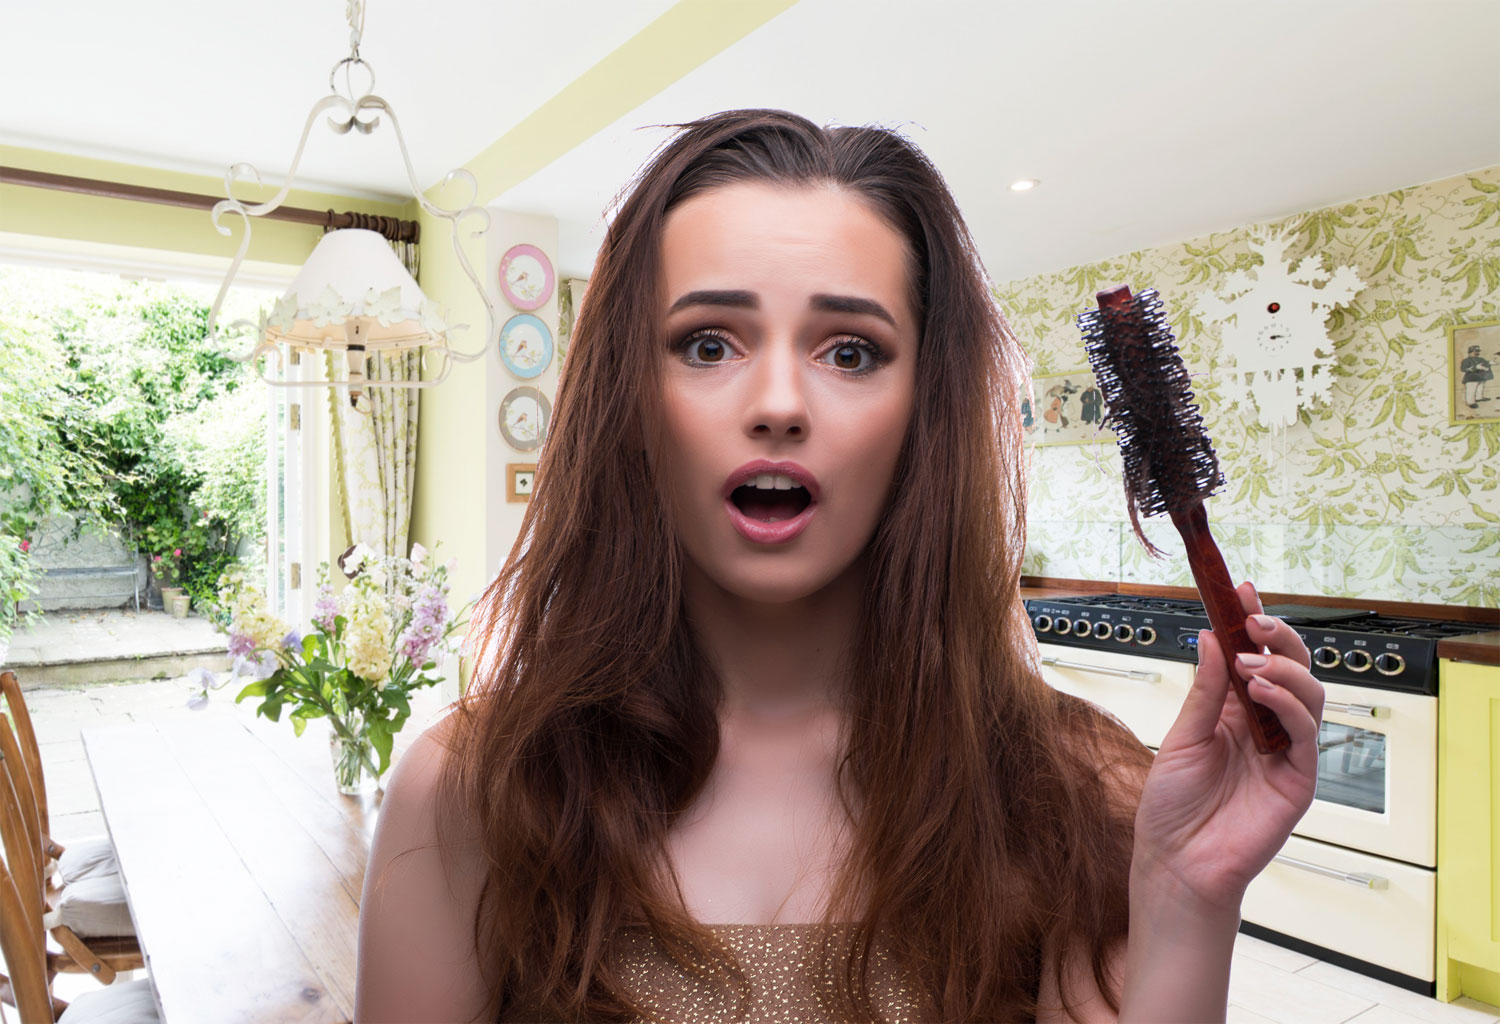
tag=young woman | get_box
[355,109,1323,1023]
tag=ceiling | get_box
[5,0,1498,283]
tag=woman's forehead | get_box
[659,183,916,326]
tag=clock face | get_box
[1255,317,1296,359]
[499,386,551,452]
[498,244,555,311]
[499,314,553,379]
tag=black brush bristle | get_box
[1077,286,1224,553]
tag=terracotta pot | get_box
[169,594,191,618]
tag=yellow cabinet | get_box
[1437,657,1500,1004]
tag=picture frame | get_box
[1022,367,1114,447]
[1448,319,1500,425]
[506,463,537,503]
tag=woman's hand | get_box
[1131,581,1324,915]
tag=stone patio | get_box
[2,608,229,687]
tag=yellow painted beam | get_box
[429,0,799,208]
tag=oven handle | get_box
[1322,700,1391,720]
[1039,656,1161,683]
[1272,854,1389,890]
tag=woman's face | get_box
[655,182,919,606]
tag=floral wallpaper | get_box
[995,167,1500,608]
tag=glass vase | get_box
[329,716,379,796]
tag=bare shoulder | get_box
[355,714,491,1023]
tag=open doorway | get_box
[0,244,322,678]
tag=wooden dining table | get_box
[83,710,386,1023]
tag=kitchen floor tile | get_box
[1230,1004,1284,1024]
[1236,931,1321,972]
[1229,954,1376,1024]
[1347,1006,1449,1024]
[1299,962,1499,1024]
[1451,999,1500,1021]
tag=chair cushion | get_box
[58,978,160,1023]
[58,835,120,885]
[42,873,136,939]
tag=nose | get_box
[744,340,808,440]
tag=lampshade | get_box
[265,228,438,352]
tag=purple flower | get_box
[396,580,448,667]
[314,583,338,633]
[282,630,303,650]
[227,633,256,658]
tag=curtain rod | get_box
[0,165,420,244]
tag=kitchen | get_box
[1,1,1497,1020]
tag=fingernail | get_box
[1251,614,1277,631]
[1238,652,1269,669]
[1251,675,1277,691]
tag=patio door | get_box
[264,351,319,627]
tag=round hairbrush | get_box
[1078,285,1290,755]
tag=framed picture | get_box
[1022,368,1114,446]
[506,463,537,503]
[1448,319,1500,424]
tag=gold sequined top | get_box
[500,924,939,1023]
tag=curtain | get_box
[328,238,421,563]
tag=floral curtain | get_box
[328,238,420,562]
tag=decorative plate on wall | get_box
[498,243,554,311]
[499,313,553,379]
[498,385,551,452]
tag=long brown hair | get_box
[439,109,1151,1022]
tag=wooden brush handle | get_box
[1169,503,1292,755]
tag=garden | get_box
[0,265,268,643]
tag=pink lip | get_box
[723,459,820,545]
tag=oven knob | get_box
[1052,617,1072,636]
[1092,620,1114,640]
[1032,614,1053,633]
[1113,624,1134,643]
[1312,646,1341,670]
[1343,649,1373,673]
[1135,626,1157,646]
[1072,618,1095,636]
[1375,652,1405,676]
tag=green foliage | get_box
[0,268,268,625]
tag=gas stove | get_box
[1024,594,1489,695]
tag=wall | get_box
[997,167,1500,608]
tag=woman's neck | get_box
[680,559,865,724]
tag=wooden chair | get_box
[0,801,158,1023]
[0,676,142,997]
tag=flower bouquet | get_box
[193,543,471,794]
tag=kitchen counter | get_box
[1436,631,1500,667]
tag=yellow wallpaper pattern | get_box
[996,167,1500,608]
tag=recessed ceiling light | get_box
[1009,178,1040,192]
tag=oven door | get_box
[1293,680,1436,868]
[1037,642,1193,749]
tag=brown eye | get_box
[820,340,878,373]
[682,332,731,364]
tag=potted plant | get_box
[153,548,185,609]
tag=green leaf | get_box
[235,679,270,702]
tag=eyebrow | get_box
[667,290,897,327]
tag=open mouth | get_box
[729,473,813,522]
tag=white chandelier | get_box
[205,0,495,406]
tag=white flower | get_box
[187,666,217,690]
[409,543,428,570]
[186,690,210,712]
